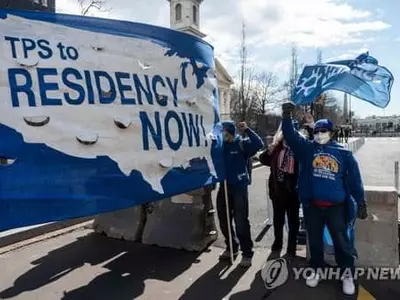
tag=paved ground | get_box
[0,225,49,238]
[355,138,400,187]
[1,227,399,300]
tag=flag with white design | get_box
[292,52,394,108]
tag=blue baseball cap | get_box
[222,121,236,136]
[313,119,334,132]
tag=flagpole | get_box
[223,179,234,265]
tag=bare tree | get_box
[280,43,305,121]
[252,72,282,115]
[79,0,111,16]
[238,21,247,121]
[231,21,258,125]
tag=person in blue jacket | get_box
[217,121,264,267]
[281,102,368,296]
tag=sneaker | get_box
[239,256,252,268]
[342,276,355,295]
[306,272,321,288]
[219,250,238,261]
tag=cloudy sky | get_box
[57,0,399,118]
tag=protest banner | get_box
[0,9,224,230]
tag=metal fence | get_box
[220,113,282,147]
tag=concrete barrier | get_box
[354,186,399,268]
[93,186,217,252]
[141,187,217,251]
[307,186,399,268]
[344,137,365,153]
[93,206,146,241]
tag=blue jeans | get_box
[217,184,253,258]
[304,203,355,276]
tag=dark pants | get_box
[216,184,253,258]
[305,203,355,276]
[271,188,300,253]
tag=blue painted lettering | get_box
[181,113,200,147]
[200,115,208,147]
[21,38,36,59]
[84,70,95,104]
[37,39,53,59]
[62,68,85,105]
[133,74,153,105]
[8,68,36,107]
[4,36,19,59]
[37,68,62,106]
[166,77,179,107]
[115,72,136,105]
[94,71,116,104]
[165,111,183,151]
[152,75,168,107]
[140,111,163,150]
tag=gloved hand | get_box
[357,202,368,220]
[282,102,296,118]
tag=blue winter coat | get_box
[223,128,264,186]
[281,118,365,207]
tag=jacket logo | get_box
[312,154,339,172]
[312,153,339,180]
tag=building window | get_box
[41,0,48,6]
[193,5,197,23]
[175,4,182,21]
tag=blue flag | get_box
[293,52,394,108]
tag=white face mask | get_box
[314,132,331,144]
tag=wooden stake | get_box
[224,179,234,264]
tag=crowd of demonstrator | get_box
[216,101,367,296]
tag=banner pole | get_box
[394,161,399,191]
[224,179,234,264]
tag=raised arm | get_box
[240,127,265,158]
[281,102,311,158]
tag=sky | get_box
[56,0,400,118]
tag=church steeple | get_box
[167,0,206,38]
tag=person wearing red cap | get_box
[280,101,368,296]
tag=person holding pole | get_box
[217,121,264,267]
[280,101,368,296]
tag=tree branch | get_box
[79,0,112,16]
